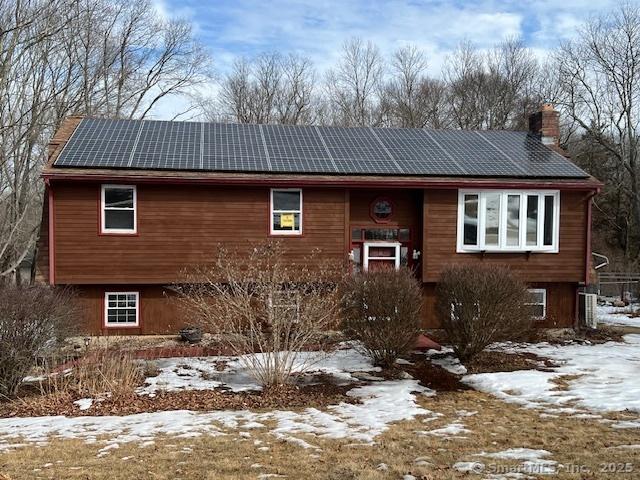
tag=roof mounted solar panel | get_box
[53,117,590,179]
[55,118,142,169]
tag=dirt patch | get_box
[465,350,557,374]
[400,358,470,392]
[0,382,358,418]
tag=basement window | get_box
[101,185,137,234]
[271,189,302,235]
[527,288,547,319]
[457,190,559,252]
[105,292,139,327]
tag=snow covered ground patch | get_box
[0,347,433,451]
[137,346,380,396]
[597,305,640,328]
[463,334,640,417]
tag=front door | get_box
[363,242,400,271]
[350,227,413,272]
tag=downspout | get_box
[47,180,55,286]
[584,189,599,286]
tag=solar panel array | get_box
[54,118,589,178]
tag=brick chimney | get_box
[529,103,560,148]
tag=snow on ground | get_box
[138,346,380,396]
[463,334,640,417]
[597,305,640,328]
[453,448,557,477]
[0,348,434,451]
[421,347,468,375]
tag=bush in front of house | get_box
[0,285,76,398]
[176,241,343,388]
[340,267,423,368]
[435,264,534,362]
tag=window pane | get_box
[399,228,411,242]
[351,228,362,241]
[273,190,300,211]
[484,192,500,247]
[371,199,393,220]
[506,195,520,246]
[526,195,538,246]
[105,210,134,230]
[543,195,555,246]
[532,305,545,318]
[400,246,408,266]
[272,212,300,231]
[104,188,133,208]
[364,229,397,241]
[463,194,478,246]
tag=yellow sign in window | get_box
[280,213,295,228]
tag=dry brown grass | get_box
[1,390,639,479]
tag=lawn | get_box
[1,331,640,479]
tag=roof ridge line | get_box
[127,120,145,168]
[368,127,402,172]
[257,124,272,170]
[420,129,466,174]
[314,125,339,173]
[474,131,528,176]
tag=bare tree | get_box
[176,241,342,387]
[381,45,449,128]
[325,37,385,126]
[555,3,640,262]
[444,38,539,130]
[0,0,211,283]
[212,52,316,125]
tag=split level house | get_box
[35,104,602,335]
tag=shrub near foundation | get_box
[436,264,534,362]
[340,267,422,368]
[0,285,75,398]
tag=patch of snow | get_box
[464,334,640,415]
[417,422,470,438]
[0,379,432,448]
[453,461,484,473]
[477,448,552,461]
[138,346,380,396]
[376,462,388,471]
[402,475,416,480]
[597,305,640,328]
[73,398,93,411]
[431,355,467,375]
[611,419,640,429]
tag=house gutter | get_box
[41,172,603,191]
[584,189,600,286]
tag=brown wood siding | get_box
[74,285,186,335]
[421,282,577,329]
[422,189,588,283]
[349,189,422,227]
[53,183,347,284]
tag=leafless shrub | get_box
[176,241,342,387]
[436,264,534,362]
[340,267,423,368]
[0,285,75,398]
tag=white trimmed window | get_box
[101,185,137,234]
[527,288,547,319]
[270,189,302,235]
[105,292,139,327]
[457,190,559,252]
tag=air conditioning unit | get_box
[579,293,598,329]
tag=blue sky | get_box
[151,0,619,118]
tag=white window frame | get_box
[363,242,401,271]
[527,288,547,319]
[101,184,137,234]
[104,291,139,327]
[457,190,560,253]
[270,188,302,235]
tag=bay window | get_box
[457,190,559,252]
